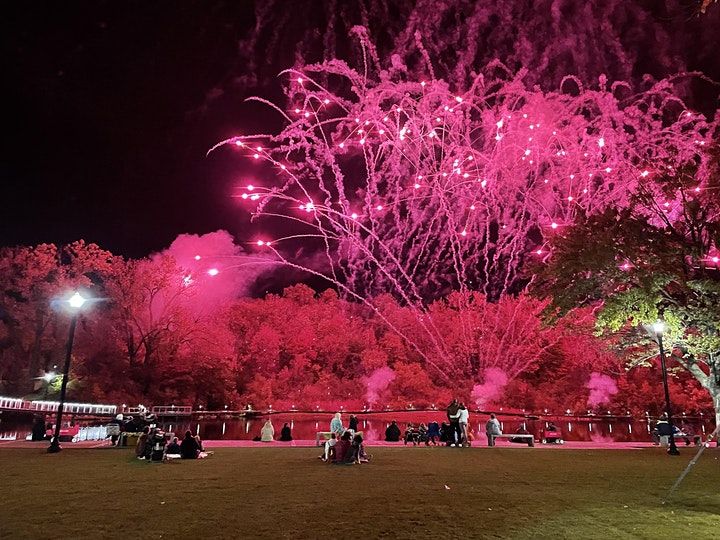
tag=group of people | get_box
[258,421,293,442]
[319,413,371,464]
[652,413,702,446]
[135,427,209,461]
[383,400,503,447]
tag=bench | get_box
[488,433,535,447]
[315,431,363,446]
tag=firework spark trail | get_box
[217,41,717,381]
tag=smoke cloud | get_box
[364,367,396,406]
[471,368,509,407]
[586,372,618,407]
[155,230,274,315]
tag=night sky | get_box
[2,2,272,258]
[3,1,719,258]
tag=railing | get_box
[151,405,192,416]
[0,397,25,410]
[0,396,116,416]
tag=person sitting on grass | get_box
[166,436,181,455]
[417,423,429,445]
[319,432,337,461]
[181,430,200,459]
[333,431,354,464]
[352,433,371,463]
[261,420,275,442]
[404,423,419,445]
[280,423,293,441]
[385,420,401,442]
[426,421,440,445]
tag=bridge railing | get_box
[27,400,117,416]
[151,405,192,416]
[0,396,25,410]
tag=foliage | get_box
[0,239,714,415]
[534,144,720,421]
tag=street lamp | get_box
[652,320,680,456]
[48,291,88,453]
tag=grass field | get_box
[0,446,718,539]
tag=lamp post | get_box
[48,292,87,453]
[653,320,680,456]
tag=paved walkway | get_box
[2,438,705,450]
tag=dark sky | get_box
[2,1,719,258]
[2,2,277,258]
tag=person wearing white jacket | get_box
[457,404,470,446]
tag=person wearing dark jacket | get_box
[280,423,293,441]
[180,430,200,459]
[427,421,441,445]
[385,420,401,442]
[348,414,359,432]
[446,399,461,446]
[166,437,181,454]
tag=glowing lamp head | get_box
[550,222,558,229]
[68,292,86,309]
[257,240,265,246]
[350,213,358,219]
[712,256,719,263]
[234,140,243,147]
[247,185,254,191]
[207,268,219,277]
[652,320,665,335]
[194,255,201,261]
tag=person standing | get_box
[348,414,359,433]
[446,399,461,446]
[457,403,470,446]
[485,413,502,447]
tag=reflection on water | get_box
[2,411,714,442]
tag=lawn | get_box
[0,446,718,539]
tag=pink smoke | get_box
[364,367,396,406]
[155,230,273,316]
[586,372,618,407]
[471,368,508,407]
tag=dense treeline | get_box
[0,239,712,415]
